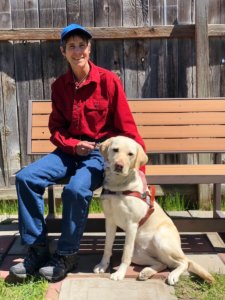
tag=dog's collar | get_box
[102,171,155,227]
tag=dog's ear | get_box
[134,145,148,169]
[99,138,113,160]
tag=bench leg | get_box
[213,153,223,218]
[46,185,56,219]
[213,183,222,218]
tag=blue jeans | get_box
[16,148,104,255]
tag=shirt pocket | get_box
[85,98,108,111]
[84,98,109,130]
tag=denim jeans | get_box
[16,148,104,255]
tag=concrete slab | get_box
[0,215,18,223]
[188,210,225,217]
[167,211,191,217]
[218,253,225,264]
[206,233,225,252]
[0,215,8,222]
[0,217,19,236]
[186,254,225,274]
[59,278,177,300]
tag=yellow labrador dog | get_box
[94,136,214,285]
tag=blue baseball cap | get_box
[61,24,92,41]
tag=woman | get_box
[10,23,145,282]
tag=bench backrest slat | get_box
[31,138,225,154]
[128,99,225,112]
[32,125,225,140]
[145,138,225,152]
[32,140,55,153]
[32,101,52,113]
[133,112,225,125]
[29,99,225,154]
[32,115,49,126]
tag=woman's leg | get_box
[11,148,80,278]
[58,148,105,254]
[39,149,105,282]
[16,148,79,246]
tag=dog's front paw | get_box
[110,270,126,281]
[167,272,179,285]
[110,263,128,280]
[138,268,154,281]
[93,262,109,274]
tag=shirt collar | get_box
[87,61,101,84]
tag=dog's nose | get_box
[114,162,123,172]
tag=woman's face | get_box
[61,35,91,71]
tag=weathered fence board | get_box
[66,0,80,24]
[24,0,39,28]
[39,0,53,28]
[0,0,11,28]
[0,46,6,187]
[0,1,20,185]
[94,0,124,82]
[0,42,20,181]
[11,0,25,28]
[195,0,211,208]
[0,1,10,186]
[123,0,139,98]
[52,0,67,27]
[208,0,221,97]
[2,24,225,41]
[80,0,94,26]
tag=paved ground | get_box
[0,215,225,300]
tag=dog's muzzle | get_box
[114,162,123,173]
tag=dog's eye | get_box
[113,148,119,153]
[128,152,134,156]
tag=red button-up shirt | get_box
[49,60,145,155]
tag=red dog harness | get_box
[102,171,155,227]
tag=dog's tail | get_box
[187,259,215,283]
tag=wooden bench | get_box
[28,98,225,233]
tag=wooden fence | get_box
[0,0,225,207]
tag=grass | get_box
[158,192,225,212]
[0,197,103,216]
[174,274,225,300]
[1,193,225,217]
[54,198,103,214]
[90,197,103,213]
[0,277,48,300]
[0,200,18,216]
[157,192,188,211]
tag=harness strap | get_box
[102,171,156,227]
[121,185,155,226]
[138,185,155,227]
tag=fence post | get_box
[195,0,211,209]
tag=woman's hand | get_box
[74,141,96,156]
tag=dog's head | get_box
[99,136,148,176]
